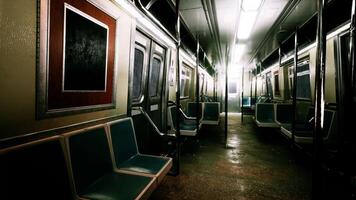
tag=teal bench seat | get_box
[108,118,172,184]
[280,108,336,144]
[187,102,202,118]
[275,103,293,126]
[168,106,200,136]
[0,136,74,200]
[64,125,156,200]
[201,102,220,125]
[253,103,279,128]
[81,172,154,200]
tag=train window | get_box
[273,71,280,97]
[296,60,311,100]
[200,73,205,94]
[289,60,311,100]
[266,72,273,98]
[132,48,145,101]
[288,67,294,96]
[180,64,192,98]
[339,33,356,106]
[205,80,208,94]
[149,56,162,97]
[229,80,237,94]
[261,75,266,96]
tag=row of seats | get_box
[241,96,256,115]
[1,117,172,200]
[167,102,220,137]
[253,102,337,145]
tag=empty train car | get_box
[1,0,355,199]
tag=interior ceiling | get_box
[179,0,317,70]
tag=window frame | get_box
[273,70,281,97]
[148,53,164,99]
[288,58,312,100]
[180,63,193,99]
[131,44,148,104]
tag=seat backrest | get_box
[203,102,220,120]
[251,97,256,105]
[108,118,139,167]
[242,97,251,107]
[256,103,275,122]
[168,106,178,129]
[323,109,335,137]
[66,126,112,194]
[0,136,74,200]
[187,102,202,118]
[295,101,312,123]
[275,104,293,124]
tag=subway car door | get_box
[131,30,166,154]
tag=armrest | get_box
[132,106,177,139]
[179,108,197,120]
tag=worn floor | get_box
[149,113,312,200]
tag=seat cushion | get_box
[118,155,169,174]
[81,172,153,200]
[1,138,73,200]
[180,123,196,131]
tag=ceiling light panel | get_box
[242,0,263,11]
[237,11,258,39]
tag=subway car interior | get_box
[1,0,356,199]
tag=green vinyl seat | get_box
[168,106,199,136]
[65,125,156,200]
[254,103,279,128]
[275,103,293,125]
[80,172,153,200]
[280,108,336,144]
[0,136,74,200]
[201,102,220,125]
[187,102,202,118]
[108,118,172,184]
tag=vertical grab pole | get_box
[292,29,298,145]
[241,66,245,123]
[255,71,257,104]
[313,0,326,198]
[196,37,200,133]
[225,47,229,147]
[175,0,181,176]
[249,71,252,105]
[351,0,356,114]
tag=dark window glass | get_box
[185,79,190,96]
[200,74,204,93]
[266,72,273,98]
[274,73,280,96]
[180,79,186,97]
[340,33,356,107]
[180,65,192,98]
[296,62,311,100]
[149,57,161,97]
[229,81,237,93]
[132,48,144,100]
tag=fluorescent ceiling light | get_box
[242,0,263,11]
[237,11,258,39]
[235,44,246,55]
[232,43,246,63]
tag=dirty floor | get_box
[149,113,312,200]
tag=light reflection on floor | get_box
[150,113,312,200]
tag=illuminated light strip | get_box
[181,50,197,67]
[237,11,258,40]
[113,0,176,48]
[242,0,263,11]
[281,22,351,64]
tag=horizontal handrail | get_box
[132,106,176,138]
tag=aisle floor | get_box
[149,113,312,200]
